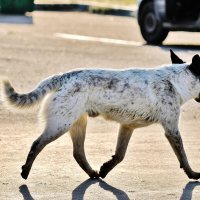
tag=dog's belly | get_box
[102,112,153,127]
[87,106,155,128]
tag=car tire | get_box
[139,2,169,44]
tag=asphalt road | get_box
[0,11,200,200]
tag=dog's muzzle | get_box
[195,94,200,103]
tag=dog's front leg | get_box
[99,125,134,178]
[165,129,200,180]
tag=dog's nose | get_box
[195,97,200,103]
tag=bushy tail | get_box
[1,74,62,109]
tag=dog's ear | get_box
[189,54,200,76]
[170,49,185,64]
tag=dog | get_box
[2,50,200,180]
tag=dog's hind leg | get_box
[21,110,77,180]
[21,128,66,180]
[21,93,86,179]
[164,124,200,180]
[99,125,133,178]
[70,114,99,178]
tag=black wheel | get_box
[138,2,169,44]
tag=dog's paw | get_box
[191,173,200,180]
[99,157,117,179]
[99,164,109,179]
[89,170,99,179]
[21,165,30,180]
[186,171,200,180]
[21,170,28,180]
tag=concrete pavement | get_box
[0,11,200,200]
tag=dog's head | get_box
[170,49,200,102]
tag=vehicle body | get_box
[137,0,200,44]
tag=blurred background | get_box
[0,1,200,200]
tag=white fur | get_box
[36,64,199,133]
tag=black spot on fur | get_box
[8,87,14,93]
[29,97,33,104]
[19,95,27,105]
[161,98,166,105]
[175,131,179,135]
[59,76,64,82]
[87,110,99,117]
[107,79,119,90]
[165,80,174,93]
[156,74,161,78]
[10,94,18,102]
[30,93,38,100]
[41,89,46,95]
[47,84,52,90]
[131,113,136,120]
[145,116,151,121]
[124,82,130,89]
[64,70,83,79]
[109,108,121,113]
[74,83,81,93]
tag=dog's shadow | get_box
[19,179,130,200]
[180,181,200,200]
[159,44,200,52]
[19,185,34,200]
[72,178,130,200]
[19,180,200,200]
[143,43,200,51]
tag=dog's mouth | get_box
[195,94,200,103]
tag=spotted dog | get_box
[2,50,200,180]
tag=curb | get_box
[34,3,136,17]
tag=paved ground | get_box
[0,11,200,200]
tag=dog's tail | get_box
[1,74,62,109]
